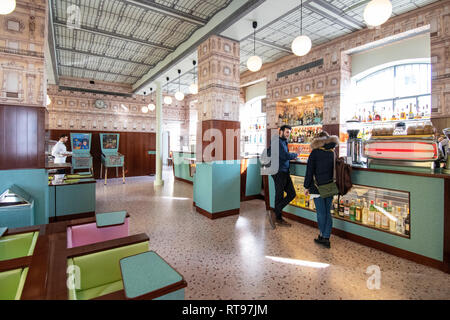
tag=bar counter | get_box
[264,160,450,273]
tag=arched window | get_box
[353,63,431,120]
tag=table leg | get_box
[116,167,119,177]
[105,168,108,185]
[122,165,125,184]
[100,163,103,179]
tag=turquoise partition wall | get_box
[244,157,262,198]
[268,164,445,263]
[0,169,49,226]
[173,152,195,183]
[194,161,240,217]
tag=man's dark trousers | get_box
[272,171,296,219]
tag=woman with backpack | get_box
[304,131,339,248]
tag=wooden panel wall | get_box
[200,120,240,161]
[49,130,156,179]
[0,104,45,170]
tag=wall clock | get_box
[95,99,107,109]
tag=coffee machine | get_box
[443,128,450,174]
[346,120,364,165]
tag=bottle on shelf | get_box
[350,200,356,221]
[396,206,404,234]
[339,199,345,217]
[333,198,339,217]
[368,200,376,226]
[404,206,410,236]
[400,107,406,120]
[381,202,389,230]
[408,103,415,120]
[355,199,362,222]
[344,199,350,219]
[362,200,369,225]
[388,201,396,232]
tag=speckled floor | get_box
[96,168,450,300]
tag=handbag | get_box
[314,149,339,198]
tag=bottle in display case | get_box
[355,199,362,222]
[368,200,376,226]
[350,200,356,221]
[381,202,389,230]
[339,199,345,217]
[404,206,410,236]
[344,200,350,219]
[362,200,369,225]
[396,206,404,234]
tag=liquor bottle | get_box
[374,110,381,121]
[375,207,381,228]
[381,202,389,230]
[333,198,339,217]
[382,107,387,122]
[349,200,356,221]
[396,206,404,234]
[344,200,350,219]
[339,199,345,217]
[362,201,369,225]
[408,103,415,120]
[368,200,376,226]
[368,111,373,122]
[400,107,406,120]
[355,199,362,222]
[388,201,396,232]
[404,206,410,236]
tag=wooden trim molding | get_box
[194,204,239,220]
[174,176,193,185]
[49,212,95,223]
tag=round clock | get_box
[95,99,107,109]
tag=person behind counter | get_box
[268,125,299,229]
[304,132,339,248]
[51,134,70,173]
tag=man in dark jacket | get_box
[268,125,298,228]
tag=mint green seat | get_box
[0,232,39,261]
[67,241,149,300]
[0,268,29,300]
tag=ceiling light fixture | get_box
[0,0,16,15]
[148,87,155,111]
[189,60,198,95]
[292,0,312,56]
[164,77,172,105]
[246,21,262,72]
[175,69,185,101]
[364,0,392,27]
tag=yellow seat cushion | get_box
[76,280,124,300]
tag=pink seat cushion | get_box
[67,218,129,248]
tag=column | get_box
[193,35,241,219]
[154,81,164,187]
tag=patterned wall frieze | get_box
[240,0,450,128]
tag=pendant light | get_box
[246,21,262,72]
[148,87,155,111]
[0,0,16,15]
[189,60,198,95]
[164,77,172,105]
[291,0,312,57]
[141,91,149,113]
[364,0,392,27]
[175,69,185,101]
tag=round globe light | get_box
[247,55,262,72]
[0,0,16,15]
[164,96,172,105]
[364,0,392,27]
[46,94,51,106]
[141,106,149,114]
[175,91,185,101]
[148,103,156,111]
[291,35,312,56]
[189,83,198,95]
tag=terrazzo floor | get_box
[96,168,450,300]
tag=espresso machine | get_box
[346,120,364,165]
[443,128,450,174]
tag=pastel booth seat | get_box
[67,240,149,300]
[67,218,129,248]
[0,232,39,261]
[0,268,29,300]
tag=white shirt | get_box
[51,141,68,164]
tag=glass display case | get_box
[289,175,411,238]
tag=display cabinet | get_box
[289,175,411,238]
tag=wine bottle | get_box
[344,200,350,219]
[339,199,345,217]
[368,200,376,226]
[362,201,369,225]
[381,202,389,230]
[356,199,362,222]
[350,200,356,221]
